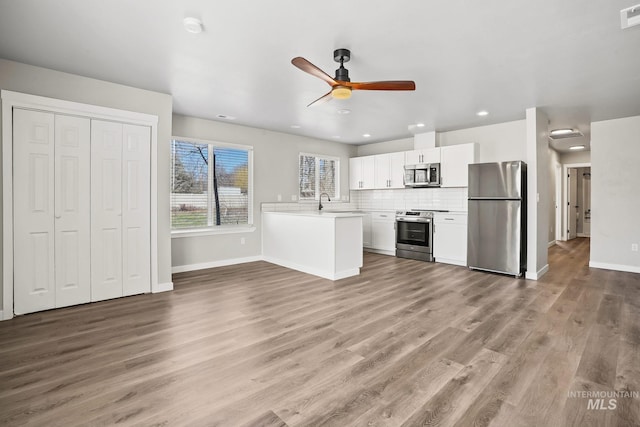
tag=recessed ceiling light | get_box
[569,145,585,150]
[477,111,489,117]
[416,123,425,127]
[333,135,341,139]
[550,128,574,136]
[183,17,203,34]
[362,133,371,138]
[290,125,301,129]
[337,109,351,115]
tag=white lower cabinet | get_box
[362,213,372,248]
[433,212,468,266]
[12,108,151,315]
[365,212,396,255]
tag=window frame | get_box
[170,136,254,237]
[298,152,341,201]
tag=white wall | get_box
[438,120,527,163]
[0,58,174,308]
[590,115,640,273]
[561,150,591,164]
[356,137,413,156]
[526,108,549,279]
[548,148,561,243]
[171,114,357,270]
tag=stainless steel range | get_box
[395,210,435,262]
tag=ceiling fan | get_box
[292,48,416,107]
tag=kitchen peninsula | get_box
[262,211,364,280]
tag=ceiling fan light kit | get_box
[291,48,416,107]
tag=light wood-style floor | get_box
[1,238,639,426]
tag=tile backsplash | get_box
[350,187,468,212]
[262,188,467,213]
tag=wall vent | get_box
[621,4,640,29]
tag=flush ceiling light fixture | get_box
[570,145,586,150]
[621,4,640,29]
[477,110,489,116]
[183,17,203,34]
[337,109,351,115]
[290,124,301,129]
[362,133,371,138]
[331,86,352,100]
[416,123,425,128]
[549,128,583,139]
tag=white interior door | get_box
[122,124,151,296]
[567,168,578,240]
[13,109,56,314]
[91,120,123,301]
[54,115,91,308]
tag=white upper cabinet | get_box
[440,143,477,187]
[374,152,405,189]
[349,156,375,190]
[405,147,441,165]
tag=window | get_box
[171,138,252,230]
[299,153,340,200]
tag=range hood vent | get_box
[621,4,640,29]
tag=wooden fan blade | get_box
[307,91,333,107]
[292,57,337,86]
[348,81,416,91]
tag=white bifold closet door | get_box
[13,109,91,314]
[91,120,150,301]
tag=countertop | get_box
[263,210,367,218]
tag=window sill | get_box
[171,226,256,239]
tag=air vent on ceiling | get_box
[549,129,583,140]
[621,4,640,29]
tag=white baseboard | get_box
[589,261,640,274]
[548,240,556,248]
[435,258,467,267]
[526,264,549,280]
[262,255,359,281]
[577,233,590,237]
[172,256,263,274]
[154,282,174,293]
[363,248,395,256]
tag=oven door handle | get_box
[396,218,432,223]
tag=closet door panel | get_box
[55,115,91,308]
[122,124,151,296]
[91,120,123,302]
[13,109,56,314]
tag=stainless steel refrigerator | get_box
[467,161,527,277]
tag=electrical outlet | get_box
[632,243,639,252]
[277,194,282,201]
[240,237,246,245]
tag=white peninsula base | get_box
[262,211,363,280]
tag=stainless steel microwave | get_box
[404,163,441,187]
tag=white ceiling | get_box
[1,0,639,152]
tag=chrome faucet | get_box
[319,192,331,210]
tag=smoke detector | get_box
[621,4,640,29]
[183,17,203,34]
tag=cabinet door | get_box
[54,115,91,308]
[361,156,376,189]
[371,214,396,251]
[441,144,476,187]
[122,124,151,296]
[362,213,372,248]
[374,154,391,188]
[349,157,362,190]
[13,109,56,315]
[405,150,421,165]
[422,147,441,164]
[91,120,123,302]
[388,152,405,188]
[434,214,468,265]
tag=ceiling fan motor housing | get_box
[334,48,351,82]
